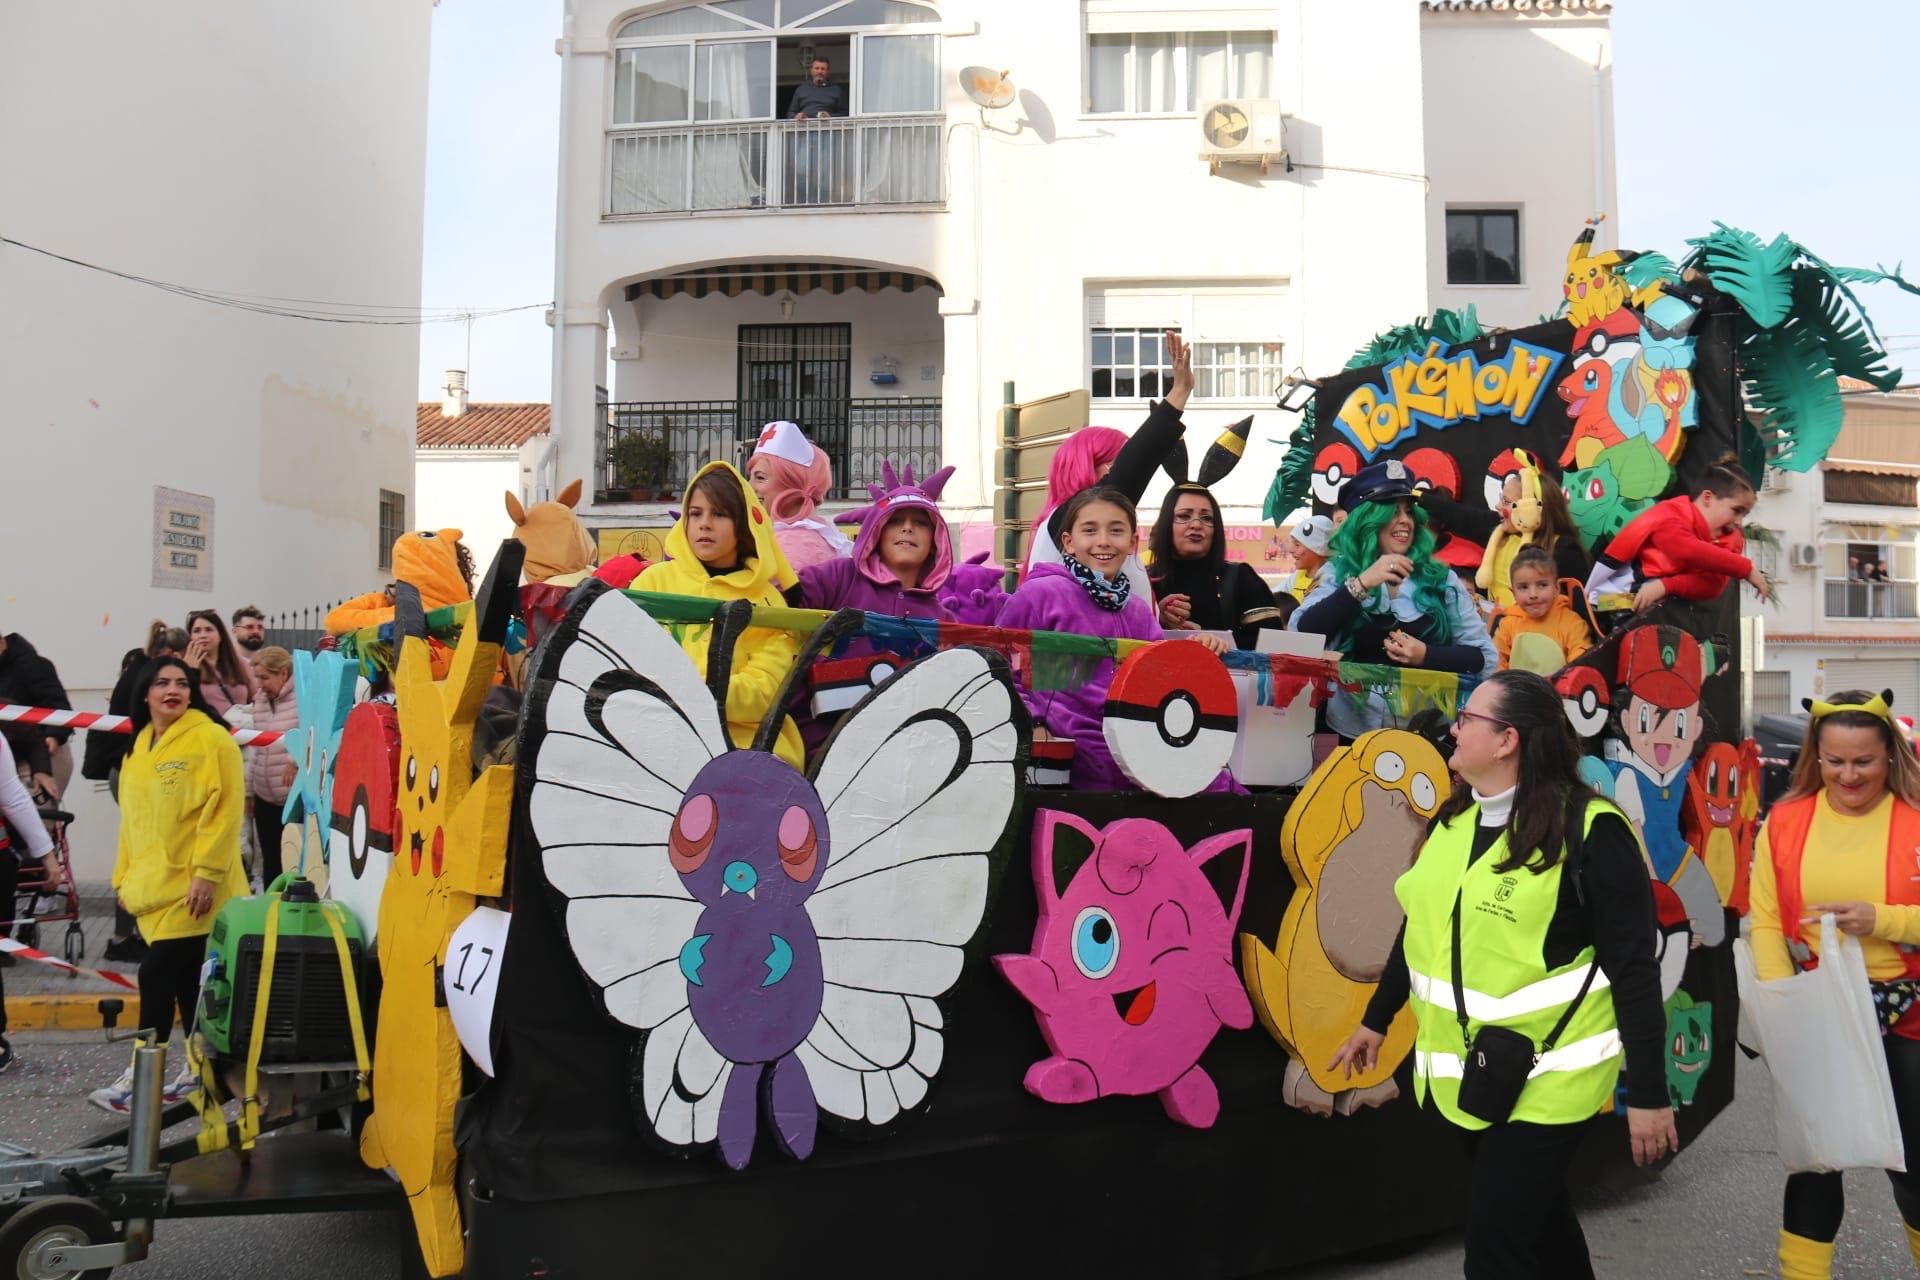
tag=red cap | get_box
[1616,628,1699,710]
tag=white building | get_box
[1752,385,1920,716]
[549,0,1613,553]
[1,3,434,876]
[416,393,556,561]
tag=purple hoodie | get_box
[795,462,956,621]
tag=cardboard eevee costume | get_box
[1148,415,1286,649]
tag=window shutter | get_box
[1087,290,1182,329]
[1189,291,1285,342]
[1084,2,1272,34]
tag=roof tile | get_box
[416,402,551,449]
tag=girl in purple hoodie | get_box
[998,487,1229,792]
[793,462,955,621]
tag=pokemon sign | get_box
[1333,339,1564,460]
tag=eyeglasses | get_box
[1171,512,1217,526]
[1454,710,1513,733]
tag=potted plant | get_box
[611,430,673,501]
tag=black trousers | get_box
[1784,1031,1920,1239]
[0,853,14,1036]
[138,935,208,1043]
[251,795,286,889]
[1462,1118,1595,1280]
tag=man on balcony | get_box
[788,56,848,205]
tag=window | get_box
[1192,341,1283,400]
[1822,528,1920,619]
[1091,327,1175,400]
[378,489,405,571]
[1445,209,1520,285]
[1086,30,1273,115]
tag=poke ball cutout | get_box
[328,700,402,944]
[1483,450,1525,513]
[1401,448,1461,499]
[1555,664,1611,739]
[1311,442,1360,510]
[1651,881,1692,1003]
[1103,641,1238,798]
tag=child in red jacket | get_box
[1587,453,1772,609]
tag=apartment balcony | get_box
[607,114,943,217]
[596,397,940,505]
[1824,577,1920,620]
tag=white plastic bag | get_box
[1734,914,1906,1174]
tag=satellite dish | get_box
[1201,102,1251,149]
[959,66,1016,110]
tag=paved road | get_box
[0,1032,1910,1277]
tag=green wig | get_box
[1325,501,1456,649]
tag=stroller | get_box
[4,799,84,968]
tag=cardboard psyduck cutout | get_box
[507,478,595,586]
[358,539,521,1278]
[1241,729,1447,1115]
[1474,449,1544,608]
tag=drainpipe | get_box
[1590,45,1607,228]
[550,1,577,495]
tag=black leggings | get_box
[138,935,208,1043]
[0,854,14,1037]
[251,796,286,889]
[1783,1031,1920,1240]
[1462,1118,1595,1280]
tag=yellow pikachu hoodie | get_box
[112,708,250,942]
[635,461,803,766]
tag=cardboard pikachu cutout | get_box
[359,539,521,1277]
[1240,729,1447,1115]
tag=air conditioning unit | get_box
[1198,99,1286,174]
[1791,543,1822,569]
[1762,467,1792,493]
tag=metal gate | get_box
[1822,658,1920,711]
[737,324,852,496]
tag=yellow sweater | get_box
[112,709,251,942]
[1749,791,1920,981]
[634,462,802,767]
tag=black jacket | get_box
[0,634,71,745]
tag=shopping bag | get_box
[1734,914,1906,1174]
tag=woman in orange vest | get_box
[1749,689,1920,1279]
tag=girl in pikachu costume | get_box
[635,461,803,767]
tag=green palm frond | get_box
[1264,405,1317,523]
[1825,260,1920,296]
[1429,305,1484,347]
[1743,319,1843,471]
[1618,251,1679,291]
[1792,264,1902,390]
[1684,223,1798,328]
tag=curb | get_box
[4,993,139,1032]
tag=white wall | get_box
[1421,12,1614,327]
[1,2,433,876]
[416,451,526,563]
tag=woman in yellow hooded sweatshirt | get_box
[93,655,250,1113]
[635,461,804,766]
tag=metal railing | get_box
[607,114,944,215]
[262,602,344,654]
[1824,578,1919,619]
[597,399,940,503]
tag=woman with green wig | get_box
[1291,459,1496,738]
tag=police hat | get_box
[1338,458,1421,512]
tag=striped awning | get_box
[626,264,941,302]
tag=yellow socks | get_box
[1905,1221,1920,1270]
[1777,1229,1834,1280]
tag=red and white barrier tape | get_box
[0,703,284,747]
[0,936,140,990]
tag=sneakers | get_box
[0,1035,14,1073]
[102,935,149,964]
[89,1065,135,1114]
[164,1070,200,1104]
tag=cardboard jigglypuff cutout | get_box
[1242,729,1447,1115]
[358,540,520,1278]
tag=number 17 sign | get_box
[446,905,512,1077]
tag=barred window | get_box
[378,489,406,571]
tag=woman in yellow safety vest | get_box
[1748,690,1920,1280]
[1330,668,1676,1279]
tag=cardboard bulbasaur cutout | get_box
[327,700,402,945]
[357,540,521,1279]
[279,649,356,876]
[995,811,1252,1128]
[1102,641,1237,799]
[1683,739,1760,915]
[520,587,1023,1170]
[1241,729,1447,1115]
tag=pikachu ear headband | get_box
[1802,689,1895,723]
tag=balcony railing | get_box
[597,399,941,504]
[607,114,944,216]
[1824,578,1920,619]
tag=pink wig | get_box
[1041,426,1127,518]
[748,444,834,522]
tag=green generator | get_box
[196,877,368,1064]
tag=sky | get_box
[414,0,1920,405]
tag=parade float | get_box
[1,221,1914,1278]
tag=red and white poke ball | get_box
[328,700,402,943]
[1103,641,1238,799]
[1651,881,1692,1003]
[1311,442,1361,509]
[1555,665,1611,739]
[1401,448,1462,500]
[1482,450,1527,513]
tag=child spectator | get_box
[998,486,1228,791]
[635,463,803,766]
[1492,547,1593,674]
